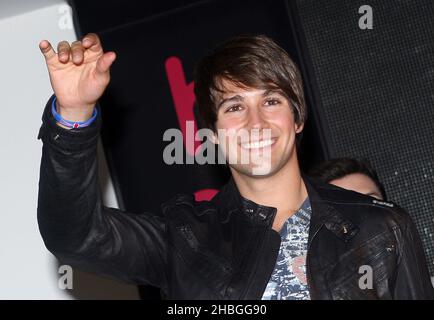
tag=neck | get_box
[231,155,308,218]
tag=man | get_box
[308,158,387,200]
[37,33,433,299]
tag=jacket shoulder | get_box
[312,180,411,228]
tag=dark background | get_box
[71,0,326,214]
[69,0,434,298]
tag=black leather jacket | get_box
[37,96,434,300]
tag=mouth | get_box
[240,138,277,150]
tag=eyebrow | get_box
[217,95,244,110]
[216,89,284,110]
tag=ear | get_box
[295,122,304,134]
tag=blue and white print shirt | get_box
[262,197,311,300]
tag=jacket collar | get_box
[212,176,277,227]
[212,174,359,242]
[303,175,359,243]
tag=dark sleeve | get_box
[393,207,434,299]
[37,95,168,289]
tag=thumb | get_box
[95,51,116,75]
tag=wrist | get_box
[52,96,97,129]
[56,101,95,122]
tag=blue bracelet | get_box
[51,96,97,129]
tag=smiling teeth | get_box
[241,139,274,149]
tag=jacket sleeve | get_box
[37,95,168,289]
[393,206,434,299]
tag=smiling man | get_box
[37,33,433,299]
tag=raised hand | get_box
[39,33,116,122]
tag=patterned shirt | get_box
[262,197,311,300]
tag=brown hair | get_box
[308,158,387,200]
[193,34,307,131]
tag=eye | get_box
[225,105,243,113]
[264,98,281,106]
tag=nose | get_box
[247,106,267,130]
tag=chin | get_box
[228,145,296,178]
[231,162,279,178]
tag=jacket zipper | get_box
[240,208,276,299]
[179,225,199,250]
[240,227,269,299]
[306,223,324,299]
[180,224,233,274]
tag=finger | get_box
[57,41,71,63]
[39,40,56,61]
[71,40,85,65]
[95,52,116,75]
[82,33,102,52]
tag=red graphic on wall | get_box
[165,56,218,201]
[165,56,200,156]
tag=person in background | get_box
[309,157,434,288]
[308,157,386,200]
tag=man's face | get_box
[213,79,303,177]
[329,173,384,200]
